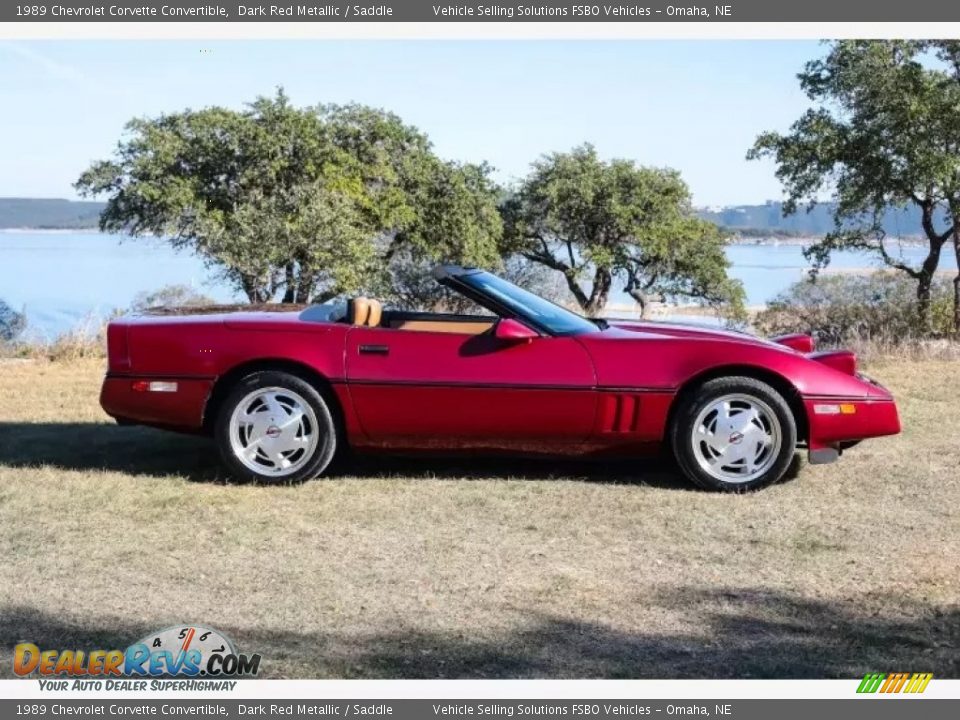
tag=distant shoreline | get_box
[727,234,929,248]
[0,227,97,234]
[0,227,933,248]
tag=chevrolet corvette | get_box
[100,265,901,491]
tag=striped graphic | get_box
[857,672,933,694]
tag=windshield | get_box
[460,272,601,336]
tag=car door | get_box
[344,324,597,447]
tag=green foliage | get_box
[755,273,955,346]
[76,90,502,304]
[403,160,504,269]
[130,284,216,312]
[0,298,26,342]
[748,40,960,330]
[375,160,505,309]
[502,144,744,317]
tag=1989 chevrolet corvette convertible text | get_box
[100,266,901,491]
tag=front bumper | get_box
[803,396,901,463]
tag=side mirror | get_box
[494,318,539,342]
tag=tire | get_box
[214,370,338,483]
[670,376,797,492]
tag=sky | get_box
[0,40,821,207]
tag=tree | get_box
[749,40,960,333]
[501,144,744,317]
[76,91,502,304]
[378,160,504,309]
[0,299,26,342]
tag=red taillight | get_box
[107,323,131,372]
[131,380,178,393]
[810,350,857,376]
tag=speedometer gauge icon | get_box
[134,624,237,674]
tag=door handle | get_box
[358,344,390,356]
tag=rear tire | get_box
[670,376,797,492]
[215,371,337,483]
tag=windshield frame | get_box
[449,270,601,337]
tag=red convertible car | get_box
[100,266,900,491]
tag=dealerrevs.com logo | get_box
[14,625,260,689]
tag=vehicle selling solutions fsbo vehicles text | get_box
[430,6,728,18]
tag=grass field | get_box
[0,357,958,678]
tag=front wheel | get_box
[215,371,338,483]
[670,376,797,492]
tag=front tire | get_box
[215,371,337,483]
[670,376,797,492]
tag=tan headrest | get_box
[367,299,382,328]
[349,297,371,326]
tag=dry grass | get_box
[2,318,107,362]
[0,357,958,678]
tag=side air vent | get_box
[599,394,642,433]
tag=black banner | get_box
[1,699,958,720]
[3,0,960,23]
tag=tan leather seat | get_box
[347,297,383,327]
[366,299,382,327]
[348,297,371,326]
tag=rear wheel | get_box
[215,371,337,483]
[670,376,797,492]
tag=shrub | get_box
[8,314,108,362]
[0,298,26,342]
[131,284,216,312]
[754,273,955,347]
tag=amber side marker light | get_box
[813,403,857,415]
[131,380,179,393]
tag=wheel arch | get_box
[668,364,809,444]
[202,358,344,435]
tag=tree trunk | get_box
[626,289,656,319]
[915,247,943,333]
[584,269,612,317]
[298,275,316,304]
[634,292,648,319]
[953,273,960,336]
[916,200,951,333]
[556,268,590,312]
[240,274,267,304]
[281,263,298,304]
[953,228,960,334]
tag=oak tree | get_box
[76,90,501,304]
[749,40,960,332]
[501,144,743,318]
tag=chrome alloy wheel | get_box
[228,386,320,478]
[691,393,782,484]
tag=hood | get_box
[609,319,796,352]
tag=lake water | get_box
[1,231,957,338]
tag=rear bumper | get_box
[100,375,214,432]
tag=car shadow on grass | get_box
[0,421,725,490]
[0,422,226,483]
[0,586,955,678]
